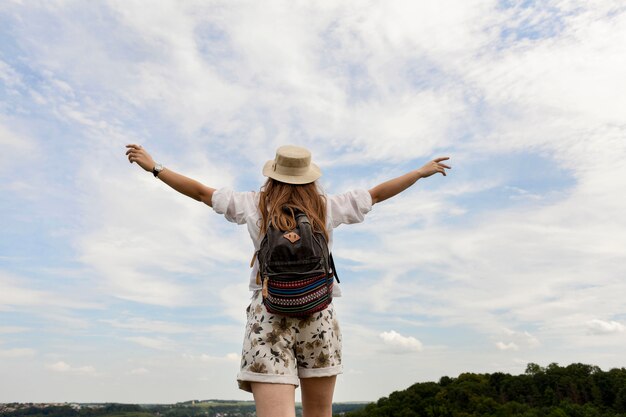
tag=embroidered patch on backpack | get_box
[283,232,301,243]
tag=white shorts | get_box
[237,290,343,392]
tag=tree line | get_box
[0,404,147,417]
[344,363,626,417]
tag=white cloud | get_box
[73,158,242,307]
[505,186,543,201]
[379,330,423,353]
[125,336,176,351]
[0,272,100,311]
[495,342,519,351]
[586,320,625,335]
[47,361,71,372]
[501,329,541,349]
[0,326,29,334]
[0,59,23,87]
[107,1,249,136]
[182,352,240,363]
[0,121,36,154]
[0,347,36,358]
[218,283,254,324]
[101,317,194,334]
[341,152,626,336]
[46,361,97,375]
[130,367,149,375]
[199,353,240,363]
[0,119,43,191]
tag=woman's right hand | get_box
[125,144,156,173]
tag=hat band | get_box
[274,163,310,177]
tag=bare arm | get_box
[125,144,216,206]
[369,157,451,205]
[155,168,215,206]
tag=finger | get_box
[434,157,450,162]
[440,164,452,169]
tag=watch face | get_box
[155,163,163,171]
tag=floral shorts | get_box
[237,290,343,392]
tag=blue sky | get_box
[1,0,626,404]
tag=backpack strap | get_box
[295,211,309,224]
[329,252,340,283]
[250,250,262,285]
[294,210,338,283]
[250,250,258,268]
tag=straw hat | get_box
[262,145,321,185]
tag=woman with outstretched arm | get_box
[125,143,450,417]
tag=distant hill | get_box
[0,400,368,417]
[344,362,626,417]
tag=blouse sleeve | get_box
[211,187,258,225]
[327,189,373,228]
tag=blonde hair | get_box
[259,178,328,241]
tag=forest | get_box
[345,362,626,417]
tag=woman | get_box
[125,143,450,417]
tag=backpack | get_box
[255,208,339,317]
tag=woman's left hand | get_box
[418,157,451,177]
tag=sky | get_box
[1,0,626,405]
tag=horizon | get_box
[2,360,625,405]
[2,0,626,404]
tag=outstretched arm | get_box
[368,157,451,205]
[125,144,216,206]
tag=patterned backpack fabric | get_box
[256,209,339,317]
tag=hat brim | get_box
[262,160,322,185]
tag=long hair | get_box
[259,178,328,241]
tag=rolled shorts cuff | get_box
[237,371,300,393]
[298,364,343,379]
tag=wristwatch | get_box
[152,163,164,177]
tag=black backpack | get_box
[256,209,339,317]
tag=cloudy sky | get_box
[1,0,625,404]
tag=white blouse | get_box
[211,186,373,297]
